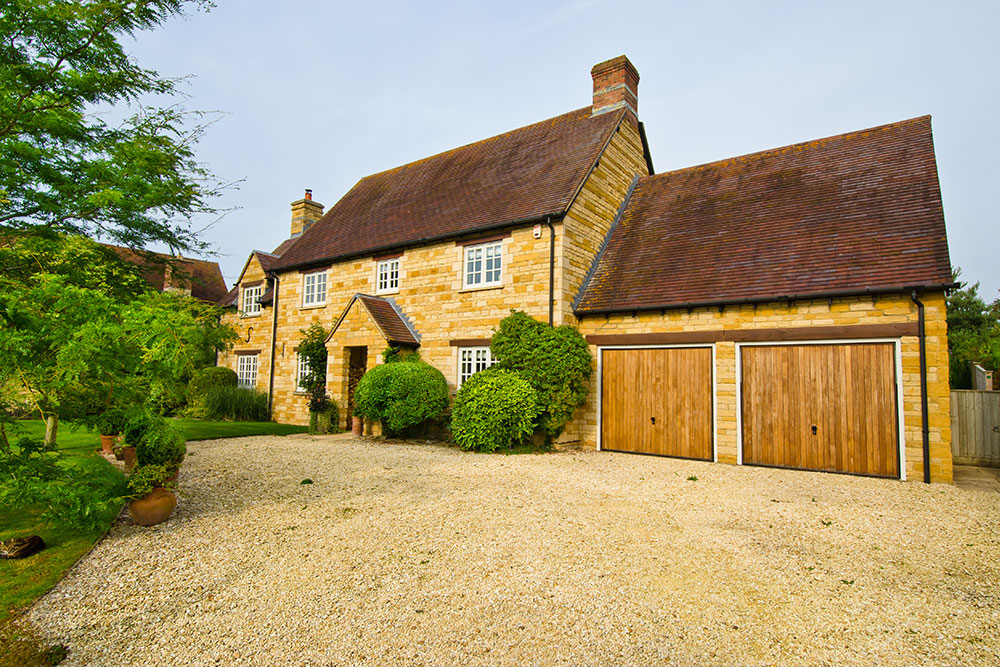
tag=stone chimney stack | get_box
[290,189,324,237]
[591,56,639,125]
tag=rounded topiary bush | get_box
[353,361,449,435]
[187,366,238,404]
[451,367,540,452]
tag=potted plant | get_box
[126,464,177,526]
[136,418,186,477]
[96,408,127,456]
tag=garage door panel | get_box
[741,343,898,477]
[602,348,713,460]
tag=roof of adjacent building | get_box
[329,294,420,346]
[106,244,229,304]
[273,106,627,271]
[575,116,953,313]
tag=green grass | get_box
[170,419,307,440]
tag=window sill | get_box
[239,312,262,319]
[375,288,400,296]
[300,303,327,310]
[458,284,503,294]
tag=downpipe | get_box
[267,275,280,420]
[911,291,931,484]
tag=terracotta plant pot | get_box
[351,416,363,436]
[99,434,116,455]
[128,488,177,526]
[123,446,137,473]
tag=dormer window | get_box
[241,284,262,316]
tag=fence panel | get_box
[951,390,1000,467]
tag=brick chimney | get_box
[591,56,639,124]
[290,189,324,237]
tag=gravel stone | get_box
[28,435,1000,666]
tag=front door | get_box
[346,346,368,429]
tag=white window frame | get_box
[463,240,503,289]
[296,352,310,393]
[458,346,497,387]
[241,284,262,317]
[376,257,400,294]
[302,270,327,307]
[236,354,258,389]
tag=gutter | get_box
[576,283,961,316]
[267,274,280,420]
[275,212,565,274]
[911,290,932,484]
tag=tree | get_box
[947,271,1000,388]
[0,0,220,253]
[0,232,236,445]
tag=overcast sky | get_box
[129,0,999,299]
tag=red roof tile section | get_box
[357,296,419,346]
[575,116,952,313]
[105,244,230,304]
[273,107,624,270]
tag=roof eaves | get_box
[276,211,566,273]
[574,283,961,316]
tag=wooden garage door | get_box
[601,348,713,460]
[741,343,899,477]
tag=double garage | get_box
[599,341,903,479]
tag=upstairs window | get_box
[237,354,258,389]
[376,257,400,294]
[458,347,497,386]
[464,240,502,288]
[241,285,262,316]
[302,270,327,307]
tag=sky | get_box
[127,0,999,299]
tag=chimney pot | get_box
[304,189,312,201]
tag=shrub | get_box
[353,361,449,435]
[451,368,539,452]
[95,408,128,436]
[308,398,340,435]
[0,437,126,531]
[136,420,185,468]
[490,311,592,441]
[298,324,329,413]
[203,385,269,421]
[187,366,239,404]
[121,409,160,448]
[126,463,174,498]
[382,345,420,364]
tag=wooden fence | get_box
[951,390,1000,467]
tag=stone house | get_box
[219,56,955,483]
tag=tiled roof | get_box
[575,116,953,313]
[330,294,420,346]
[271,237,297,257]
[273,107,625,270]
[254,250,281,273]
[105,244,230,304]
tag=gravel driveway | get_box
[29,435,1000,666]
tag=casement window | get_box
[463,240,502,288]
[296,353,310,393]
[376,257,400,294]
[302,270,327,307]
[237,354,258,389]
[241,285,262,316]
[458,346,497,386]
